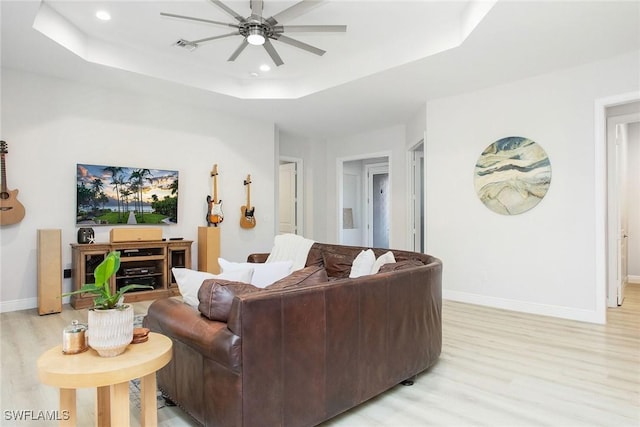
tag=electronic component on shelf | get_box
[120,276,156,288]
[123,266,156,276]
[121,248,156,257]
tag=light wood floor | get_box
[1,286,638,427]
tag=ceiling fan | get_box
[161,0,347,67]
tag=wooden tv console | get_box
[70,240,192,309]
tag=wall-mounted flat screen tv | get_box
[76,163,179,225]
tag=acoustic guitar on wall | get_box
[0,141,26,226]
[240,174,256,229]
[206,164,223,226]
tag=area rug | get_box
[129,314,166,410]
[129,379,166,410]
[133,314,145,328]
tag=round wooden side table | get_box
[37,332,172,427]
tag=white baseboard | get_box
[0,296,71,313]
[0,297,38,313]
[628,275,640,284]
[443,290,604,324]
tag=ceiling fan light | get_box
[247,28,265,45]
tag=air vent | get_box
[174,39,197,51]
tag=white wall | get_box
[425,51,640,323]
[278,131,326,240]
[627,122,640,279]
[406,104,426,148]
[0,69,276,312]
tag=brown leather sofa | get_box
[144,243,442,427]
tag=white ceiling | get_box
[30,0,485,99]
[2,0,639,138]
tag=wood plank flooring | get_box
[1,286,638,427]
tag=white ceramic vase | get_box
[87,304,134,357]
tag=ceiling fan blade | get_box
[160,12,238,28]
[192,32,241,44]
[274,34,325,56]
[263,39,284,67]
[250,0,264,18]
[208,0,246,23]
[278,25,346,33]
[267,0,324,25]
[228,39,249,62]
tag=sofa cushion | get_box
[305,244,325,267]
[378,259,423,273]
[172,267,255,307]
[198,280,263,322]
[266,266,329,290]
[322,251,354,278]
[219,258,293,288]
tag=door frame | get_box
[595,91,640,322]
[279,156,304,235]
[408,139,425,252]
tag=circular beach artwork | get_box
[474,136,551,215]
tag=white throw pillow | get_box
[172,268,215,307]
[349,249,376,278]
[172,267,255,307]
[215,268,255,285]
[370,251,396,274]
[218,258,293,288]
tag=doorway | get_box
[338,154,391,247]
[606,103,640,307]
[594,93,640,323]
[278,157,303,235]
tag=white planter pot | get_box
[87,304,134,357]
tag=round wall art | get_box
[474,136,551,215]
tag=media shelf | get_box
[70,240,192,309]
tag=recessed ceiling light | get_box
[259,64,271,72]
[249,72,259,78]
[96,10,111,21]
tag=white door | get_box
[410,142,425,253]
[279,162,296,234]
[618,122,630,305]
[621,224,629,303]
[608,119,632,306]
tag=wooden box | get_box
[109,227,162,243]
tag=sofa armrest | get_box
[144,297,242,372]
[247,253,269,263]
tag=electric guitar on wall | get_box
[240,174,256,229]
[0,141,26,226]
[206,164,224,226]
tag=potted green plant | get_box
[63,250,153,357]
